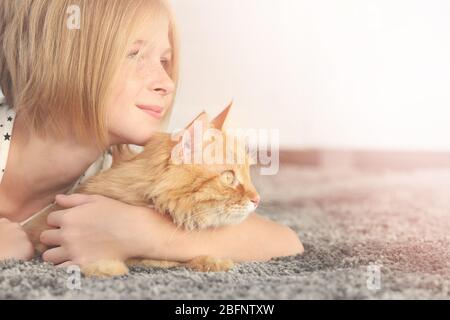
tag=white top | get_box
[0,98,113,224]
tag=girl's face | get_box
[107,16,175,146]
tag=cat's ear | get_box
[173,111,209,142]
[211,100,233,130]
[184,111,209,137]
[171,111,209,164]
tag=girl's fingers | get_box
[42,247,69,265]
[55,193,98,208]
[40,228,63,246]
[46,210,66,228]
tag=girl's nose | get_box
[138,60,175,96]
[150,73,174,96]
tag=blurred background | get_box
[168,0,450,169]
[166,3,450,297]
[2,0,448,169]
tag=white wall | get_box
[2,0,448,151]
[169,0,450,151]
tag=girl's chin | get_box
[109,129,158,146]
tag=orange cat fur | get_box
[23,102,260,277]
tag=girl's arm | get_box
[40,194,304,265]
[134,208,304,263]
[0,218,34,261]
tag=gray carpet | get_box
[1,166,450,299]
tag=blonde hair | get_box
[0,0,179,154]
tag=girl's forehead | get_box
[132,12,170,42]
[131,21,170,52]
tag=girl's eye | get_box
[220,170,238,187]
[161,58,171,68]
[127,50,140,59]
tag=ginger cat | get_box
[23,102,261,277]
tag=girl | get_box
[0,0,303,267]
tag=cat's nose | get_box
[250,195,260,208]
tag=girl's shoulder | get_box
[0,100,15,182]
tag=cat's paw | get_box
[81,260,129,278]
[126,258,182,269]
[186,256,234,272]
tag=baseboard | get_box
[279,149,450,170]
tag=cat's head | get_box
[150,101,260,230]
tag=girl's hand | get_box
[0,218,34,261]
[40,194,156,267]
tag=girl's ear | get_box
[211,100,233,130]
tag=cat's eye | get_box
[220,170,238,187]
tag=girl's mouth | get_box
[137,105,163,119]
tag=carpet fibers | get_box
[1,166,449,299]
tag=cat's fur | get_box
[22,103,260,277]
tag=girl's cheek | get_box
[112,81,140,107]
